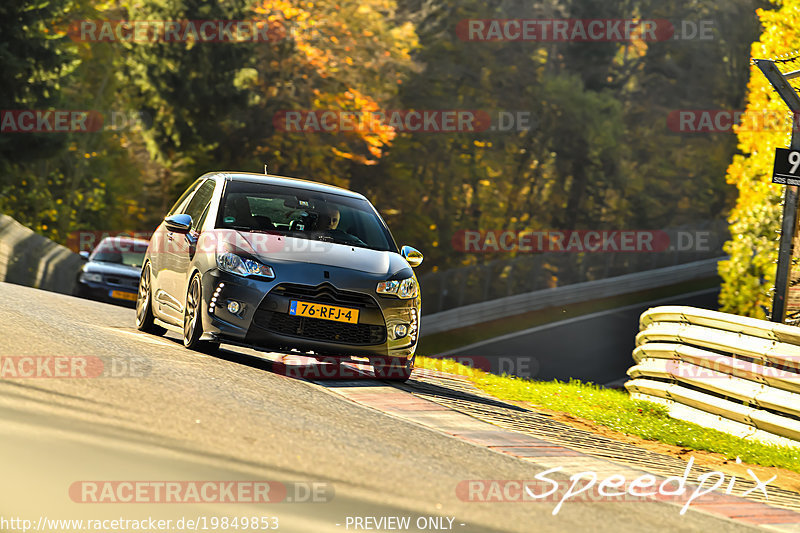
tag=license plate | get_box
[289,300,359,324]
[110,290,137,302]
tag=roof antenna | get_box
[264,162,268,175]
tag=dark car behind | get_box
[74,236,149,307]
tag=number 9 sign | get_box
[773,148,800,186]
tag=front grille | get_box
[253,310,386,345]
[253,283,386,345]
[271,283,379,309]
[105,276,139,290]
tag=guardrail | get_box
[422,258,724,336]
[625,306,800,447]
[419,220,729,314]
[0,215,83,294]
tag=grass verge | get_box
[417,355,800,474]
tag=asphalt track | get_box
[443,288,720,385]
[0,282,762,532]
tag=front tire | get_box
[183,273,219,354]
[136,263,166,335]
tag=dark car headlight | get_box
[79,272,103,283]
[376,277,418,299]
[216,252,275,279]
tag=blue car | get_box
[75,236,149,307]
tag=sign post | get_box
[755,58,800,322]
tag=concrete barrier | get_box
[0,215,83,294]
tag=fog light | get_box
[227,300,241,314]
[395,324,408,338]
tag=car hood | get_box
[83,261,142,277]
[203,230,406,276]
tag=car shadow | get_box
[198,342,379,382]
[155,327,533,411]
[399,378,530,412]
[167,338,529,412]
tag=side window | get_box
[167,179,202,216]
[182,180,216,231]
[195,201,213,232]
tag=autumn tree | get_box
[719,2,800,318]
[0,0,145,241]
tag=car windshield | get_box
[91,241,148,268]
[216,181,396,252]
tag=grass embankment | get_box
[416,356,800,474]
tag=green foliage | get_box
[0,0,150,240]
[382,0,759,273]
[0,0,79,161]
[0,0,767,280]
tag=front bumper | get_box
[75,281,138,307]
[199,269,419,360]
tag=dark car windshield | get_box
[216,180,397,252]
[91,240,148,268]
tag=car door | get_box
[159,179,217,322]
[151,179,201,317]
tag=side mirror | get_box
[79,250,90,260]
[401,245,423,267]
[164,213,192,234]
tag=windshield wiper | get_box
[320,236,378,250]
[229,225,282,235]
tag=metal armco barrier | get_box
[625,306,800,446]
[422,258,724,336]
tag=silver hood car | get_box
[135,172,423,381]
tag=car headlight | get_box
[80,272,103,283]
[376,277,418,299]
[216,252,275,279]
